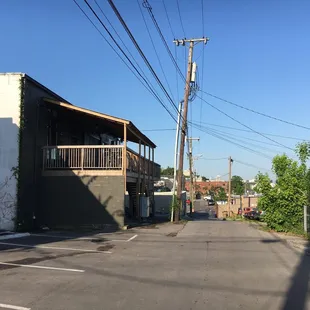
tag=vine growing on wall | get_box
[13,76,25,230]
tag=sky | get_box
[1,0,310,180]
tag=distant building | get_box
[185,180,228,193]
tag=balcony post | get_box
[152,148,154,179]
[123,124,127,193]
[143,144,146,195]
[137,140,141,218]
[80,147,84,170]
[148,145,151,191]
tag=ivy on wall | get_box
[12,77,25,231]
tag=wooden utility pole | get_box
[187,137,200,215]
[171,100,183,222]
[228,156,233,217]
[174,38,209,222]
[189,139,194,215]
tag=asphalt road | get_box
[0,204,309,310]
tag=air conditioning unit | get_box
[140,196,150,218]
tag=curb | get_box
[0,232,30,240]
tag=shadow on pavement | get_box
[281,242,310,310]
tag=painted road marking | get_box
[0,302,30,310]
[30,233,129,242]
[127,234,138,242]
[0,262,84,273]
[0,233,30,241]
[0,242,112,254]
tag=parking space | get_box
[0,231,139,271]
[0,225,190,309]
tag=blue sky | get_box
[1,0,310,180]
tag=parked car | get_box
[244,211,260,220]
[207,199,215,206]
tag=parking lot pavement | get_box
[1,220,308,309]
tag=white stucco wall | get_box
[0,73,21,230]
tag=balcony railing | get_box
[42,145,160,178]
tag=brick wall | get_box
[216,196,259,218]
[185,181,228,193]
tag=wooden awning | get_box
[43,98,156,148]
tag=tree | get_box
[255,146,309,233]
[214,187,227,201]
[202,186,208,194]
[194,184,201,194]
[231,175,244,196]
[201,176,208,182]
[207,185,218,198]
[161,166,174,177]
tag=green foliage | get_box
[214,187,227,201]
[201,176,208,182]
[15,77,25,231]
[170,195,180,215]
[231,175,244,196]
[296,142,310,165]
[161,166,174,177]
[255,151,308,234]
[194,184,201,194]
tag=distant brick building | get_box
[185,180,228,193]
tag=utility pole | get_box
[174,37,209,222]
[187,137,199,215]
[228,156,233,217]
[171,100,183,222]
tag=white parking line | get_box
[127,234,138,242]
[0,302,30,310]
[0,262,84,273]
[0,242,112,254]
[30,233,128,242]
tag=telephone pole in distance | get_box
[228,156,233,217]
[187,137,200,214]
[174,37,209,222]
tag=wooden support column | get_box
[152,148,154,180]
[143,144,146,195]
[148,145,151,194]
[137,140,141,218]
[151,147,155,216]
[123,124,127,193]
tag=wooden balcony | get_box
[42,145,160,180]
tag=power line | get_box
[162,0,176,38]
[196,94,294,151]
[194,121,309,141]
[199,0,206,126]
[201,0,205,36]
[203,125,287,154]
[142,128,175,131]
[233,159,272,173]
[201,90,310,131]
[93,0,151,84]
[142,124,309,141]
[143,0,185,82]
[199,48,205,126]
[201,158,227,161]
[137,0,176,103]
[176,0,186,37]
[107,0,180,115]
[75,0,178,123]
[190,122,273,160]
[195,123,293,149]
